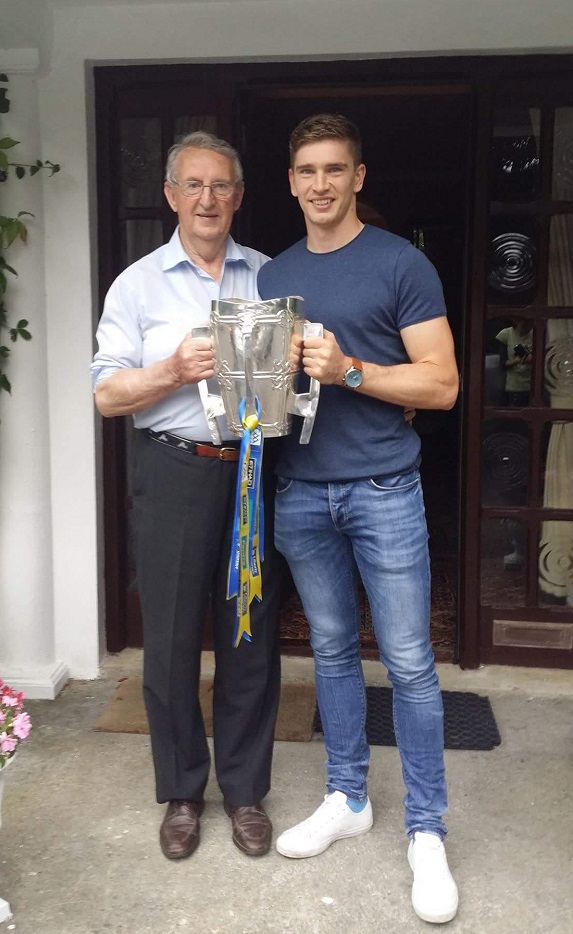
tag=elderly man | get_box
[91,131,281,860]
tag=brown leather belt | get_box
[146,429,240,462]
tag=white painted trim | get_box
[0,48,40,74]
[1,661,70,700]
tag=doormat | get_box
[313,687,502,751]
[94,677,316,743]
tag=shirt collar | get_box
[162,227,253,272]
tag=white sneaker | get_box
[276,791,373,858]
[408,832,459,924]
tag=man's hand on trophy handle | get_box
[302,328,346,385]
[289,331,304,373]
[169,332,216,385]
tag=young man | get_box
[258,114,460,924]
[91,132,281,861]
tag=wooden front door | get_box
[463,74,573,668]
[94,56,573,668]
[240,83,471,662]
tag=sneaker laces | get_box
[295,792,349,836]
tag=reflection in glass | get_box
[484,316,533,407]
[123,220,164,267]
[494,319,533,406]
[482,419,529,507]
[120,118,162,208]
[539,521,573,606]
[552,108,573,201]
[483,349,506,406]
[491,107,540,202]
[481,518,526,606]
[548,215,573,306]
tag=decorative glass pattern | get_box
[488,232,536,293]
[541,420,573,495]
[491,107,540,202]
[548,215,573,307]
[544,318,573,407]
[120,118,162,208]
[539,521,573,606]
[539,323,573,605]
[481,518,526,606]
[482,419,529,507]
[487,217,537,304]
[552,107,573,201]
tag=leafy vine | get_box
[0,74,60,395]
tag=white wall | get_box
[1,0,573,690]
[0,59,68,697]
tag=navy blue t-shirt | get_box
[257,225,447,481]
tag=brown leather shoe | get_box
[159,800,204,859]
[224,802,272,856]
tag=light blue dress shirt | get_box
[91,228,270,442]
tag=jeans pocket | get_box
[368,470,420,492]
[276,475,294,495]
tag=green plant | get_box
[0,74,60,395]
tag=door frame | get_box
[94,54,573,667]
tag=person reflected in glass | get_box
[495,317,533,407]
[494,318,533,569]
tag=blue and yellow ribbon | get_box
[227,398,265,647]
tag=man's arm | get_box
[302,315,459,411]
[95,334,215,417]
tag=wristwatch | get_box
[342,357,364,389]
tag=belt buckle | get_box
[218,446,237,461]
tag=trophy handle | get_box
[287,322,323,444]
[191,326,226,444]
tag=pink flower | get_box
[0,679,31,766]
[0,734,17,754]
[12,712,32,740]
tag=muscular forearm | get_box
[95,358,183,417]
[348,359,459,411]
[300,319,459,411]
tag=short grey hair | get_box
[164,131,244,185]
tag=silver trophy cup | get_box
[193,296,321,445]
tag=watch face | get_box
[344,367,363,388]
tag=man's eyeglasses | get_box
[171,179,237,200]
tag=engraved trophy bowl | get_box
[192,296,321,445]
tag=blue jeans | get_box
[275,469,448,838]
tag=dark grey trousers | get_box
[132,430,282,805]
